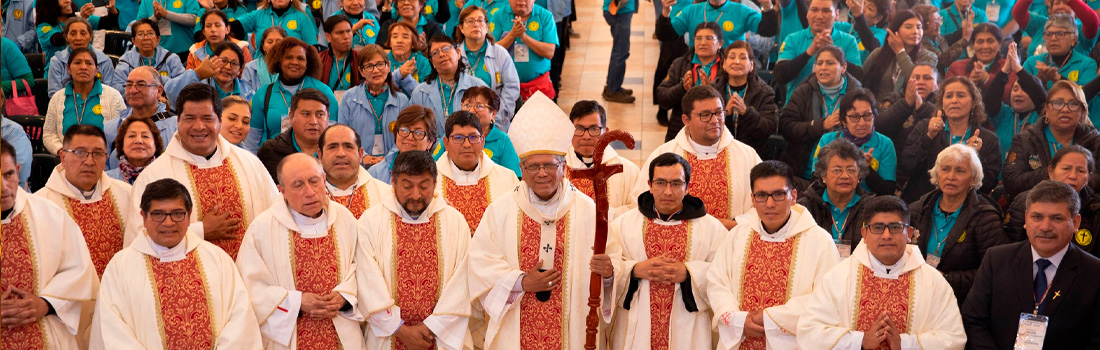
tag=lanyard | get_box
[466,46,487,76]
[725,84,744,135]
[439,81,455,116]
[365,85,386,133]
[832,211,849,242]
[1046,51,1073,70]
[821,93,842,120]
[1034,277,1054,314]
[703,5,724,24]
[332,56,351,90]
[946,124,972,145]
[692,60,719,87]
[277,82,299,117]
[932,198,959,256]
[74,91,91,125]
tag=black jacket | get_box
[778,74,863,177]
[656,54,728,141]
[1003,121,1100,198]
[621,193,708,312]
[796,180,874,248]
[257,131,299,184]
[899,119,1001,203]
[1006,186,1100,257]
[720,73,778,155]
[962,242,1100,349]
[875,90,937,161]
[910,189,1008,305]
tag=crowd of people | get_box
[4,0,1100,348]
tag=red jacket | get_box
[317,48,362,89]
[946,58,1017,105]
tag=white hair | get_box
[929,144,984,189]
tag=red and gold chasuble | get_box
[684,149,732,219]
[738,231,801,350]
[644,220,691,350]
[187,160,248,258]
[441,177,491,232]
[565,168,595,199]
[147,250,215,349]
[1,213,47,349]
[391,212,442,350]
[854,265,914,350]
[65,189,124,276]
[291,228,342,349]
[517,211,570,350]
[331,184,370,218]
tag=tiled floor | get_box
[556,0,665,166]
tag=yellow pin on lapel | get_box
[1054,291,1061,300]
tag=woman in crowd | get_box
[234,0,318,45]
[779,45,863,181]
[135,0,203,55]
[330,0,383,47]
[166,43,255,106]
[221,95,252,147]
[0,37,34,96]
[44,48,126,155]
[36,0,117,66]
[338,44,409,167]
[386,21,433,93]
[246,37,339,152]
[984,42,1047,157]
[911,4,967,71]
[112,18,186,92]
[107,117,163,184]
[47,17,116,96]
[876,63,940,158]
[835,0,890,61]
[808,89,897,195]
[718,40,778,156]
[376,0,444,47]
[455,6,520,130]
[657,22,724,142]
[1005,146,1100,256]
[862,10,938,101]
[368,104,438,183]
[910,144,1007,305]
[447,86,522,177]
[201,0,249,21]
[1014,0,1098,58]
[1021,14,1097,90]
[186,10,254,70]
[945,23,1013,102]
[798,138,875,256]
[410,35,487,136]
[242,27,287,92]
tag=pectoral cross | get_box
[571,130,635,350]
[542,244,553,253]
[1054,291,1062,300]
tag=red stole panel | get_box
[291,228,342,349]
[331,184,370,219]
[565,168,595,199]
[392,212,442,350]
[738,231,800,350]
[1,213,46,349]
[855,265,914,350]
[441,177,491,232]
[517,211,570,350]
[147,250,215,349]
[65,188,124,276]
[644,219,691,350]
[187,159,248,258]
[684,148,732,219]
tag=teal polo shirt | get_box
[833,22,886,61]
[237,6,319,45]
[777,27,862,102]
[249,77,339,145]
[463,43,493,87]
[328,54,354,91]
[809,131,897,185]
[62,81,106,134]
[1022,51,1098,89]
[489,4,558,82]
[939,5,989,37]
[332,9,381,46]
[136,0,204,53]
[690,54,720,86]
[602,0,635,14]
[824,190,861,242]
[1045,126,1070,157]
[1,37,32,83]
[928,196,962,257]
[990,106,1039,157]
[972,0,1012,26]
[1022,14,1095,58]
[388,51,433,84]
[670,0,759,46]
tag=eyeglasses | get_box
[220,60,241,69]
[462,102,489,111]
[396,0,416,3]
[397,127,429,140]
[134,32,157,39]
[1044,31,1074,39]
[62,149,108,161]
[752,189,790,203]
[573,125,604,137]
[362,61,389,72]
[827,167,859,176]
[864,222,910,235]
[694,35,717,42]
[845,112,874,122]
[1049,99,1084,112]
[463,17,487,25]
[124,81,158,90]
[693,109,724,123]
[148,210,188,223]
[430,45,456,58]
[651,180,686,189]
[448,134,482,145]
[523,161,561,174]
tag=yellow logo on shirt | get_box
[957,231,966,242]
[96,72,102,79]
[288,20,298,30]
[160,71,169,77]
[723,21,733,32]
[313,0,321,8]
[345,73,351,82]
[14,9,24,19]
[858,41,865,51]
[779,42,786,52]
[173,0,182,8]
[92,104,102,115]
[1070,70,1080,81]
[483,148,493,157]
[42,25,52,33]
[389,121,396,132]
[491,8,499,15]
[528,21,539,31]
[425,5,433,13]
[1077,229,1093,245]
[366,29,376,37]
[489,22,495,32]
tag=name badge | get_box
[927,254,941,268]
[836,243,852,259]
[986,3,1000,23]
[1015,313,1048,350]
[279,114,291,133]
[514,43,530,63]
[158,19,172,36]
[372,134,385,156]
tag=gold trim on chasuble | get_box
[684,148,732,219]
[1,213,47,348]
[186,159,249,258]
[737,230,801,350]
[643,219,692,350]
[441,176,491,232]
[65,188,124,276]
[331,184,371,219]
[390,212,443,350]
[852,265,915,350]
[565,168,595,199]
[146,250,216,349]
[289,227,343,349]
[517,211,571,350]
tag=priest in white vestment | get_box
[634,85,762,230]
[90,178,263,349]
[319,124,390,219]
[235,154,365,350]
[130,83,279,259]
[1,140,98,350]
[356,151,472,350]
[609,152,725,350]
[708,160,840,350]
[435,111,519,231]
[797,196,966,350]
[565,101,639,216]
[468,92,622,350]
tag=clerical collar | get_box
[63,175,101,201]
[869,251,907,279]
[290,208,329,238]
[449,158,482,185]
[758,214,793,242]
[529,186,563,218]
[687,135,719,159]
[637,192,707,222]
[575,152,594,168]
[148,236,187,262]
[1,208,12,221]
[188,145,223,164]
[397,202,430,222]
[326,179,358,196]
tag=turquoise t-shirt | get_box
[670,0,760,46]
[327,54,355,91]
[928,196,962,257]
[1022,14,1095,58]
[1044,125,1069,157]
[489,4,558,82]
[777,28,862,102]
[1022,51,1098,89]
[62,81,106,134]
[939,5,989,37]
[824,190,861,242]
[991,106,1039,157]
[249,77,339,145]
[1,37,32,83]
[809,131,898,186]
[463,43,494,87]
[388,51,433,84]
[331,9,381,46]
[136,0,205,53]
[237,6,319,45]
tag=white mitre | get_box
[507,91,575,158]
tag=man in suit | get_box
[962,180,1100,349]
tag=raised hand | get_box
[965,129,983,149]
[927,110,945,139]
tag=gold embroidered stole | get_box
[187,159,248,258]
[1,213,46,348]
[331,184,370,219]
[517,211,570,350]
[65,188,124,276]
[291,227,342,349]
[737,231,800,350]
[147,250,215,349]
[644,219,691,350]
[854,265,914,350]
[391,212,442,350]
[684,148,732,219]
[441,176,491,232]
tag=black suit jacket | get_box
[961,241,1100,349]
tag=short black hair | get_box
[324,14,352,33]
[1051,145,1096,173]
[838,88,878,128]
[0,139,16,163]
[175,83,224,118]
[130,18,160,39]
[212,41,245,67]
[1027,180,1082,216]
[62,124,108,149]
[568,100,607,126]
[693,21,724,44]
[681,85,723,118]
[140,178,193,213]
[648,152,692,185]
[812,138,870,180]
[67,47,99,70]
[319,124,362,152]
[749,160,795,191]
[290,88,330,113]
[392,150,438,179]
[860,195,910,224]
[444,111,482,137]
[200,9,230,29]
